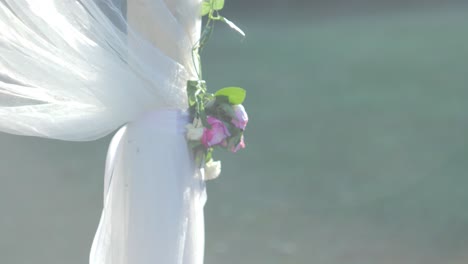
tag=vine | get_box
[185,0,248,180]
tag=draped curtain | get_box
[0,0,201,141]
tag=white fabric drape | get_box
[90,110,206,264]
[0,0,201,141]
[0,1,206,263]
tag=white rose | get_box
[186,123,204,141]
[204,159,221,180]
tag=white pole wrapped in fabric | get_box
[0,0,206,263]
[90,110,206,264]
[90,1,206,263]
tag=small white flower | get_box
[204,159,221,180]
[186,123,204,141]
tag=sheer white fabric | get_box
[0,0,201,141]
[90,110,206,264]
[0,1,206,263]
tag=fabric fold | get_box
[90,110,206,264]
[0,0,202,141]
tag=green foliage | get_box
[215,87,246,105]
[201,0,225,16]
[205,148,213,162]
[188,0,248,171]
[200,0,244,37]
[213,0,225,10]
[187,80,208,124]
[201,2,211,16]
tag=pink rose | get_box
[201,116,231,148]
[231,104,249,130]
[230,135,246,153]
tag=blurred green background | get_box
[1,2,468,264]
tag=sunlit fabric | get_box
[0,0,201,141]
[0,1,206,264]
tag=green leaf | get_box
[215,87,246,105]
[221,17,245,37]
[187,80,198,93]
[188,97,196,107]
[200,111,209,127]
[213,0,224,10]
[187,80,201,108]
[205,148,213,162]
[201,1,211,16]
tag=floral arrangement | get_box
[186,0,248,180]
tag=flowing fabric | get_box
[90,110,206,264]
[0,0,201,141]
[0,1,207,263]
